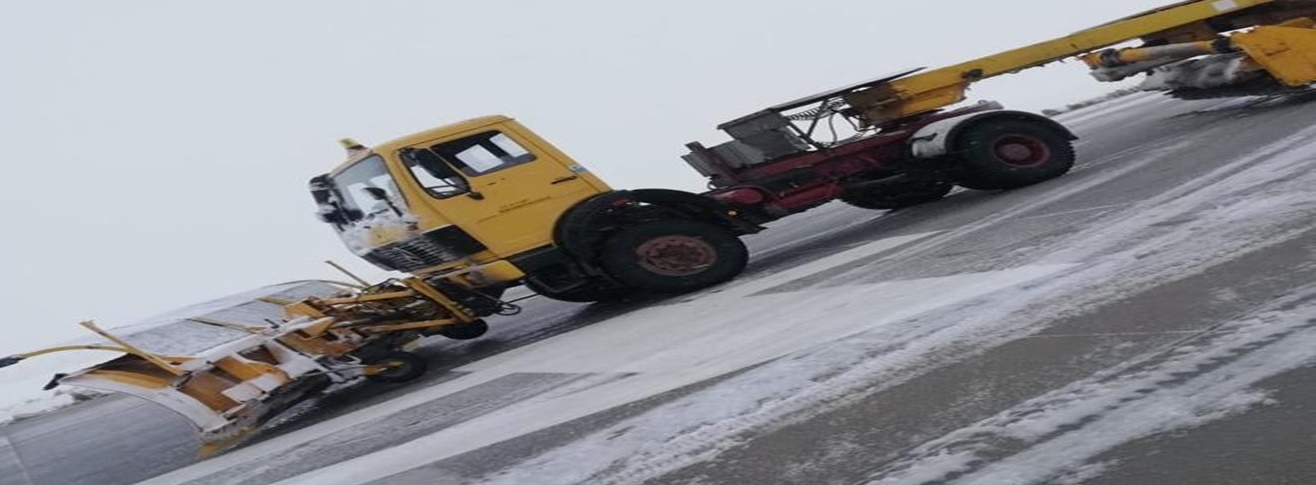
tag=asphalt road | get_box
[3,90,1315,485]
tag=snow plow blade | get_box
[1232,22,1316,86]
[1075,4,1316,97]
[3,277,500,455]
[55,320,345,453]
[1115,18,1316,97]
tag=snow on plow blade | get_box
[15,282,353,453]
[3,277,493,455]
[58,322,345,452]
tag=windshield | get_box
[329,155,407,221]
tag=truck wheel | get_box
[524,278,633,303]
[954,120,1075,190]
[600,220,748,293]
[840,180,953,210]
[433,320,488,340]
[364,351,428,383]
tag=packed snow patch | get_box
[868,287,1316,485]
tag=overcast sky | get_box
[0,0,1178,355]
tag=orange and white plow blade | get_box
[54,328,351,452]
[14,281,352,452]
[5,278,479,454]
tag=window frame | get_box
[399,147,472,200]
[431,130,538,177]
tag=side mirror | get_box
[309,174,366,223]
[315,204,345,224]
[308,175,334,204]
[310,175,345,224]
[315,203,361,224]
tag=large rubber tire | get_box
[954,120,1075,190]
[524,278,633,303]
[433,320,488,340]
[840,180,954,210]
[600,220,748,293]
[364,351,428,383]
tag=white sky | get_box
[0,0,1176,355]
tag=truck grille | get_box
[362,225,487,272]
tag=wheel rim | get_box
[991,135,1051,167]
[635,235,717,277]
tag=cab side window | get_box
[432,131,537,176]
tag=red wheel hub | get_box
[635,235,717,276]
[992,135,1051,167]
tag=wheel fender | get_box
[629,188,761,236]
[553,190,636,262]
[910,109,1077,159]
[553,189,755,262]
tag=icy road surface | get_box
[5,91,1316,485]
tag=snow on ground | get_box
[1051,91,1173,126]
[461,124,1316,485]
[867,285,1316,485]
[137,110,1316,485]
[0,352,109,426]
[14,91,1314,484]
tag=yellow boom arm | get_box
[842,0,1314,124]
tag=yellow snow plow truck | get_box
[4,0,1315,455]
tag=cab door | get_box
[398,126,608,257]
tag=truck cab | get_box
[312,116,757,303]
[311,116,612,285]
